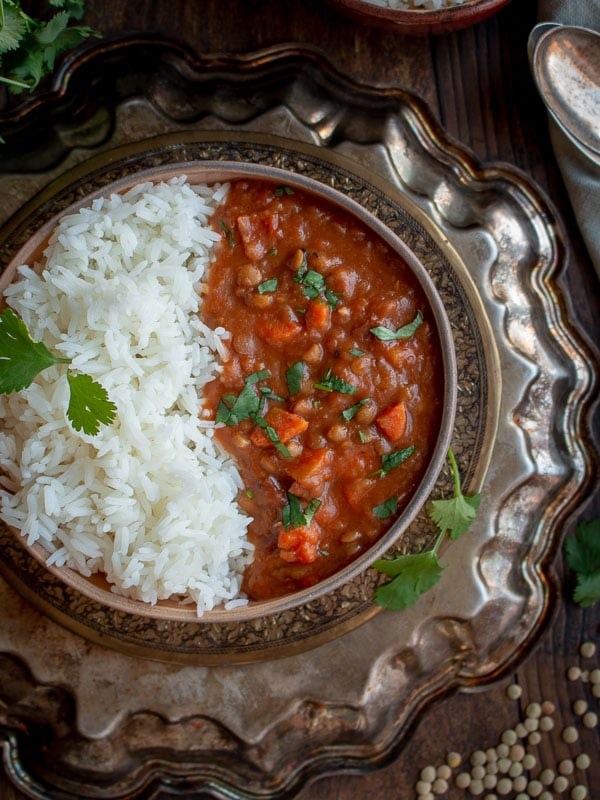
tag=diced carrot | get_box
[376,401,407,441]
[305,300,331,334]
[255,316,302,344]
[250,406,309,447]
[236,211,279,261]
[278,523,320,564]
[285,447,332,487]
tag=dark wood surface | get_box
[1,1,599,798]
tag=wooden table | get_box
[1,1,598,798]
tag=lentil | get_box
[446,751,462,768]
[553,775,570,793]
[469,778,484,795]
[539,715,554,731]
[435,764,452,781]
[568,666,582,681]
[579,641,596,658]
[527,779,544,797]
[589,668,600,684]
[506,683,522,700]
[558,759,575,776]
[496,777,512,795]
[561,725,579,744]
[575,753,590,770]
[431,777,448,794]
[456,772,472,789]
[573,699,588,716]
[526,702,542,719]
[581,711,597,729]
[528,731,542,746]
[570,785,587,800]
[522,753,537,771]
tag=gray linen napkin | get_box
[536,0,600,277]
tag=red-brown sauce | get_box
[202,179,444,600]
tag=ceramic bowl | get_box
[326,0,512,35]
[0,148,457,626]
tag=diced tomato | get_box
[236,211,279,261]
[376,401,407,441]
[305,300,331,334]
[278,523,320,564]
[255,316,302,344]
[250,406,309,447]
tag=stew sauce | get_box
[202,179,444,600]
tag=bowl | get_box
[0,140,456,633]
[325,0,512,35]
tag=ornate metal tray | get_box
[0,39,596,800]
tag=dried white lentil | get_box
[579,641,596,658]
[483,773,497,789]
[508,761,523,778]
[541,700,555,715]
[436,764,451,781]
[515,794,529,800]
[497,757,511,774]
[589,668,600,684]
[416,779,432,794]
[568,666,582,681]
[528,731,542,746]
[432,777,448,794]
[501,729,517,745]
[539,768,555,785]
[558,759,575,776]
[553,775,570,793]
[469,778,484,795]
[486,762,499,775]
[506,683,522,700]
[592,683,600,698]
[526,702,542,719]
[524,716,539,732]
[575,753,591,770]
[522,753,537,770]
[539,715,554,731]
[420,765,437,783]
[456,772,472,789]
[496,744,509,759]
[573,699,588,715]
[513,775,528,792]
[496,777,512,795]
[562,725,579,744]
[471,765,486,781]
[509,743,525,762]
[527,779,544,797]
[486,748,498,762]
[483,795,498,800]
[446,751,462,768]
[515,723,528,738]
[539,792,553,800]
[471,750,487,766]
[582,711,598,729]
[570,785,588,800]
[581,670,589,682]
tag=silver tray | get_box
[0,40,596,799]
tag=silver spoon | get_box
[529,23,600,166]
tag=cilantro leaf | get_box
[373,496,398,520]
[292,251,342,310]
[0,307,70,392]
[282,492,320,530]
[215,370,270,425]
[257,278,278,294]
[373,551,443,610]
[565,519,600,607]
[252,414,291,458]
[285,360,304,396]
[371,445,415,479]
[314,368,357,395]
[370,311,423,342]
[429,447,480,539]
[0,4,27,54]
[66,371,116,435]
[341,397,370,422]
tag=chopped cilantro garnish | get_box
[0,308,116,436]
[565,519,600,607]
[349,348,365,357]
[274,186,294,197]
[370,311,423,342]
[219,220,234,247]
[341,397,370,421]
[258,278,278,294]
[293,251,342,310]
[373,496,398,520]
[373,447,481,610]
[285,360,305,396]
[314,368,357,395]
[371,445,416,478]
[282,492,321,530]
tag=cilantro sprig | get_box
[370,311,423,342]
[565,519,600,607]
[282,492,321,530]
[0,1,99,95]
[373,447,481,610]
[314,368,357,395]
[293,250,342,310]
[0,308,116,435]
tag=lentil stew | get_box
[203,178,446,601]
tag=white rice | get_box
[0,177,255,615]
[363,0,471,9]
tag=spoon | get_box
[529,23,600,166]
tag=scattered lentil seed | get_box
[497,757,511,774]
[446,751,462,768]
[509,744,525,762]
[527,779,544,797]
[562,725,579,744]
[416,780,432,795]
[579,641,596,658]
[508,761,523,778]
[558,759,575,776]
[528,731,542,746]
[589,668,600,684]
[417,794,433,800]
[524,716,539,732]
[522,753,537,771]
[573,699,588,715]
[486,748,498,762]
[469,778,484,795]
[471,765,486,781]
[486,762,499,775]
[483,795,497,800]
[456,772,472,789]
[431,777,448,794]
[541,700,555,715]
[571,785,588,800]
[471,750,487,766]
[501,729,517,745]
[568,666,582,681]
[506,683,522,700]
[496,777,512,795]
[575,753,591,770]
[592,683,600,698]
[581,670,589,682]
[526,702,542,719]
[436,764,452,781]
[539,768,555,785]
[539,792,553,800]
[420,766,437,783]
[554,775,570,793]
[513,776,528,792]
[582,711,598,728]
[515,723,528,738]
[539,715,554,731]
[515,794,529,800]
[496,744,509,759]
[483,773,497,790]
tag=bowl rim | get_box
[2,159,458,623]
